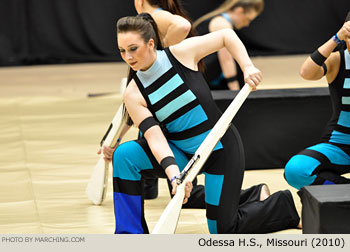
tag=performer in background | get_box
[193,0,264,90]
[284,12,350,189]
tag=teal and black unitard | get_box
[113,48,299,234]
[285,49,350,189]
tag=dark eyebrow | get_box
[118,43,138,50]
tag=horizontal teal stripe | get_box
[337,111,350,127]
[308,142,350,165]
[342,96,350,105]
[155,90,196,122]
[330,130,350,145]
[345,50,350,70]
[166,105,208,133]
[171,130,223,154]
[344,78,350,89]
[148,74,183,105]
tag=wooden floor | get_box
[0,55,327,234]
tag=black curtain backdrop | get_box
[0,0,349,66]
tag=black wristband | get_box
[322,63,327,76]
[225,75,238,83]
[160,156,177,170]
[138,116,158,135]
[310,49,327,66]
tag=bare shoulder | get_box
[123,80,144,106]
[152,9,172,19]
[209,16,233,32]
[170,29,230,65]
[151,10,172,25]
[153,9,189,26]
[169,36,200,58]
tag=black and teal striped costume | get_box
[285,49,350,189]
[113,48,299,233]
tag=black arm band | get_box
[225,75,238,83]
[160,156,177,170]
[310,49,327,66]
[138,116,159,135]
[322,63,327,76]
